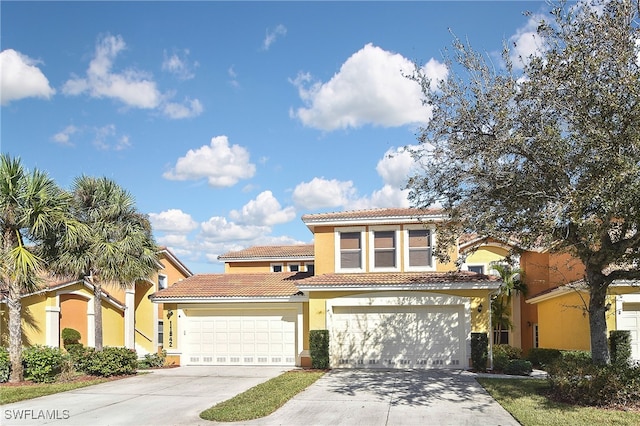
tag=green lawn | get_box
[478,378,640,426]
[0,378,112,404]
[200,370,325,422]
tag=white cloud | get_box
[228,65,240,87]
[200,216,270,243]
[62,34,202,119]
[92,124,130,151]
[63,34,161,109]
[376,146,416,188]
[291,44,447,131]
[0,49,55,105]
[149,209,199,233]
[229,191,297,226]
[263,24,287,50]
[509,14,547,69]
[292,177,357,210]
[52,125,79,146]
[163,135,256,187]
[162,49,197,80]
[162,98,203,119]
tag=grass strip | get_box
[200,370,324,422]
[1,378,111,404]
[477,377,640,426]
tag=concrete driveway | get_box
[2,367,519,426]
[230,369,519,426]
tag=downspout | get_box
[488,287,501,371]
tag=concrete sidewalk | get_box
[224,369,520,426]
[1,366,287,426]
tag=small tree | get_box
[491,264,527,344]
[408,0,640,365]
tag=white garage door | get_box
[184,310,297,366]
[617,302,640,361]
[328,295,469,369]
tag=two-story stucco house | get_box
[151,208,503,369]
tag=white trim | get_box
[335,226,366,273]
[526,283,589,304]
[297,282,501,292]
[151,295,309,304]
[270,263,284,273]
[124,289,136,349]
[45,305,61,347]
[158,274,168,290]
[368,225,401,272]
[402,224,436,272]
[303,213,447,228]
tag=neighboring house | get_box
[151,208,502,369]
[0,248,192,356]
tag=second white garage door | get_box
[184,309,297,366]
[327,292,471,369]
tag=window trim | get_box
[288,263,300,272]
[335,226,366,273]
[368,225,400,272]
[158,274,168,290]
[467,265,485,275]
[402,225,436,271]
[270,263,284,273]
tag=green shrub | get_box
[547,360,640,406]
[0,346,10,383]
[61,328,81,348]
[493,344,522,372]
[504,359,533,376]
[68,345,96,373]
[527,348,562,368]
[610,330,632,366]
[84,347,138,377]
[561,350,591,365]
[22,345,64,383]
[471,332,488,372]
[309,330,330,369]
[138,351,166,369]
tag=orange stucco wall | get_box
[60,294,89,346]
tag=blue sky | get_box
[1,1,548,273]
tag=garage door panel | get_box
[619,303,640,361]
[330,304,465,369]
[185,310,297,366]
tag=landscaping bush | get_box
[561,350,591,365]
[0,346,10,383]
[493,344,522,372]
[68,346,96,373]
[610,330,632,367]
[138,350,166,369]
[61,328,81,349]
[22,345,64,383]
[309,330,330,369]
[504,359,533,376]
[471,332,488,372]
[527,348,562,368]
[547,359,640,407]
[84,347,138,377]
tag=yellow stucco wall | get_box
[537,292,591,350]
[19,294,48,346]
[313,226,335,275]
[102,303,125,347]
[465,246,509,272]
[134,281,156,353]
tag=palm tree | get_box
[491,263,527,344]
[0,155,80,382]
[54,176,159,351]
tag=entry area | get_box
[616,295,640,362]
[181,303,302,366]
[326,292,471,369]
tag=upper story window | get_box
[271,263,283,272]
[288,264,300,272]
[370,227,400,271]
[468,265,484,274]
[305,263,315,275]
[404,227,434,271]
[158,274,168,290]
[337,228,365,272]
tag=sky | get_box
[1,1,548,274]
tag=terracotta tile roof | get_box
[297,271,500,287]
[150,272,311,299]
[301,207,444,223]
[218,244,314,260]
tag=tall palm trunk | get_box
[8,281,23,383]
[89,275,104,351]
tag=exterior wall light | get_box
[477,303,483,313]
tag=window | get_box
[158,320,164,347]
[373,230,396,268]
[468,265,485,274]
[158,274,168,290]
[340,232,362,269]
[533,324,539,348]
[288,264,300,272]
[408,229,432,267]
[305,263,315,275]
[271,263,283,272]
